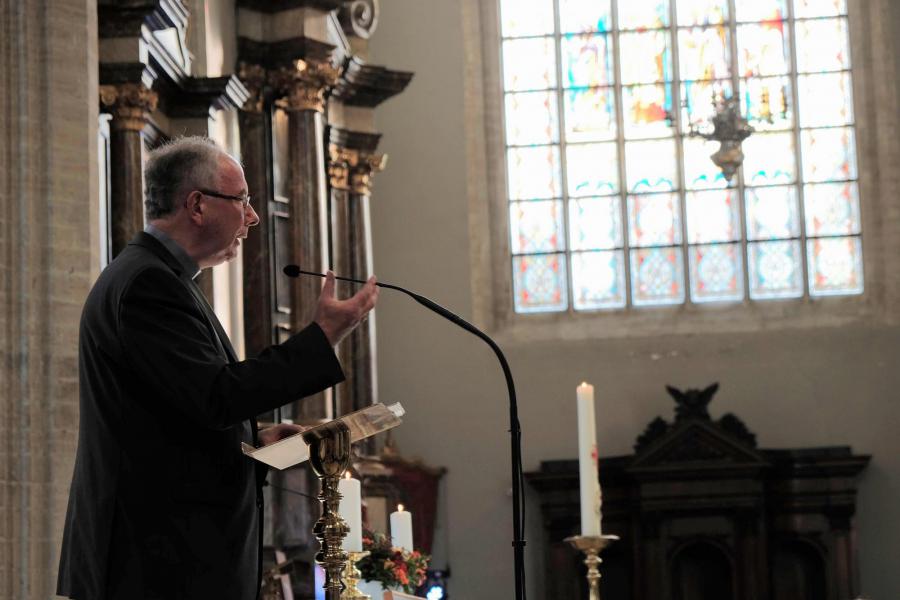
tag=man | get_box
[57,136,377,600]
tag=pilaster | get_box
[0,0,98,596]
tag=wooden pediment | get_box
[629,419,767,471]
[627,383,768,478]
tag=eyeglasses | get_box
[197,188,252,209]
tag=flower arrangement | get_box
[357,528,430,594]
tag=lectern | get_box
[245,402,406,599]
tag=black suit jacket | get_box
[57,232,344,600]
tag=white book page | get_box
[242,402,405,470]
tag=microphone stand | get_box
[283,266,527,600]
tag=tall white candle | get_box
[338,473,362,552]
[576,382,603,536]
[390,504,414,551]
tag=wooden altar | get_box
[526,384,870,600]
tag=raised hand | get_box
[313,271,378,346]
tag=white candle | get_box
[576,382,603,536]
[389,504,414,551]
[338,473,362,552]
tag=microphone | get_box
[282,264,528,600]
[283,266,482,332]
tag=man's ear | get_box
[186,191,204,224]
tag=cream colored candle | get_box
[577,382,603,536]
[389,504,413,551]
[338,472,362,552]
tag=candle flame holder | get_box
[564,534,619,600]
[340,551,371,600]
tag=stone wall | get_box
[0,0,98,597]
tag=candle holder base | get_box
[306,421,353,600]
[340,551,371,600]
[564,534,619,600]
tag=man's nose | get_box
[245,202,260,227]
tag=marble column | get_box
[279,59,341,420]
[328,145,356,417]
[331,151,384,416]
[99,82,158,258]
[237,63,275,357]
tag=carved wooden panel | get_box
[527,385,869,600]
[273,207,293,315]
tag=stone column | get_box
[332,151,384,415]
[0,0,98,596]
[237,63,275,357]
[99,82,158,258]
[328,145,356,416]
[278,59,341,420]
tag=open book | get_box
[242,402,405,470]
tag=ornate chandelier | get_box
[688,94,755,182]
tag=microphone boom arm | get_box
[283,266,527,599]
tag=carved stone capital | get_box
[349,153,387,196]
[99,83,159,131]
[338,0,379,39]
[237,62,269,113]
[272,59,342,113]
[328,146,359,191]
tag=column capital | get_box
[349,153,387,196]
[327,145,359,191]
[237,62,269,113]
[99,82,158,131]
[272,59,342,113]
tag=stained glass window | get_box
[501,0,862,313]
[565,88,617,142]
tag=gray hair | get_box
[144,136,224,220]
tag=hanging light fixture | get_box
[687,94,755,182]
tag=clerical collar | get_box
[144,224,202,280]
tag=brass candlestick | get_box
[564,534,619,600]
[305,421,353,600]
[340,551,371,600]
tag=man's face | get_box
[200,156,259,268]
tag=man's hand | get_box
[313,271,379,346]
[258,423,306,446]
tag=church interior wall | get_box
[368,1,900,598]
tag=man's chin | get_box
[203,253,236,269]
